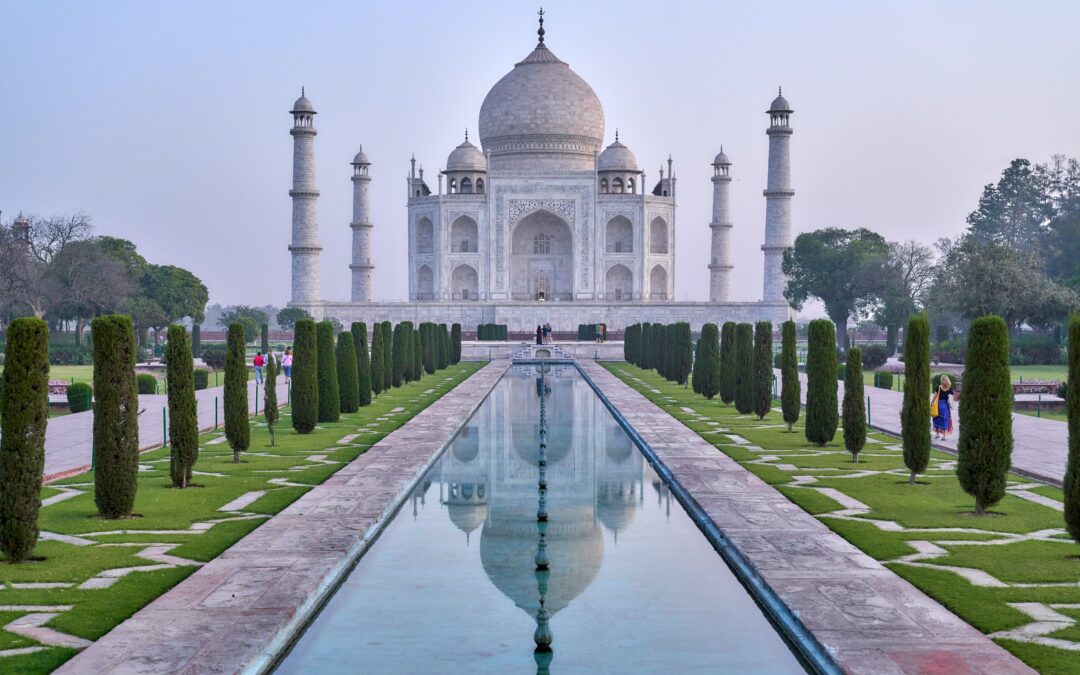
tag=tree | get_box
[276,307,312,331]
[336,331,359,413]
[401,322,414,383]
[436,324,450,370]
[783,228,890,350]
[92,314,139,518]
[166,325,198,487]
[639,323,653,370]
[217,305,268,344]
[780,320,801,432]
[691,335,703,394]
[316,321,340,423]
[957,316,1013,515]
[805,319,838,447]
[625,323,638,366]
[451,323,462,365]
[291,319,318,433]
[843,347,867,462]
[224,323,250,463]
[652,323,665,376]
[966,158,1050,253]
[0,317,48,561]
[191,323,201,358]
[696,323,721,400]
[671,322,693,385]
[733,323,754,414]
[380,321,393,390]
[411,329,422,382]
[264,354,279,446]
[901,313,931,484]
[720,322,736,404]
[47,239,133,341]
[260,323,270,354]
[352,322,372,407]
[1065,316,1080,542]
[392,322,408,387]
[421,323,436,374]
[753,321,773,420]
[874,240,935,354]
[370,322,385,396]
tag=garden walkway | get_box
[39,378,291,482]
[783,371,1069,487]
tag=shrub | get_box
[843,347,867,462]
[92,314,139,519]
[695,323,721,400]
[401,322,414,383]
[411,330,422,381]
[422,323,436,374]
[451,323,462,365]
[166,325,198,488]
[753,322,773,420]
[264,353,279,446]
[336,331,359,414]
[861,344,889,371]
[652,323,665,377]
[671,322,693,386]
[224,324,250,463]
[1059,381,1068,401]
[902,314,932,484]
[67,381,93,413]
[352,322,372,407]
[0,317,49,561]
[370,322,385,395]
[316,321,340,423]
[720,322,736,404]
[836,363,846,381]
[874,371,894,390]
[436,324,450,370]
[734,323,754,414]
[1066,317,1080,542]
[805,319,838,447]
[1009,335,1066,366]
[48,343,92,365]
[625,324,638,365]
[194,368,209,390]
[392,322,408,387]
[137,373,157,395]
[781,320,800,432]
[201,346,226,371]
[957,316,1013,515]
[380,321,393,391]
[291,320,318,433]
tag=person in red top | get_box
[253,352,265,385]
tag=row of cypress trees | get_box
[623,322,693,385]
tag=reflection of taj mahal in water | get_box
[286,12,794,331]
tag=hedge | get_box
[68,381,93,413]
[476,323,508,341]
[873,371,893,390]
[92,315,139,519]
[166,325,198,488]
[136,373,157,395]
[291,319,318,433]
[316,321,341,423]
[193,368,209,391]
[805,319,838,446]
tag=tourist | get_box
[543,323,552,344]
[536,325,543,345]
[931,375,958,440]
[253,352,265,385]
[281,348,293,383]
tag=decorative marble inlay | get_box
[508,199,575,227]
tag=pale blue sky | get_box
[2,0,1078,306]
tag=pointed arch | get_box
[605,216,633,253]
[605,263,633,301]
[451,215,478,253]
[451,264,478,301]
[416,217,434,255]
[649,264,668,300]
[650,217,669,254]
[417,264,434,299]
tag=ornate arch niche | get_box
[650,217,669,254]
[451,215,479,253]
[605,216,633,253]
[510,209,573,301]
[416,217,435,255]
[451,264,478,301]
[605,263,633,301]
[416,264,435,298]
[649,264,668,300]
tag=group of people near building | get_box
[535,323,553,345]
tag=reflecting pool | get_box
[276,365,804,673]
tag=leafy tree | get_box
[336,331,359,413]
[217,305,268,344]
[957,316,1013,515]
[733,323,754,414]
[166,325,198,487]
[411,329,422,381]
[0,317,48,561]
[276,307,312,331]
[224,323,250,463]
[201,345,226,371]
[720,322,736,404]
[842,347,867,462]
[47,239,133,340]
[1065,316,1080,542]
[782,228,890,351]
[671,322,693,385]
[316,321,340,423]
[92,314,139,518]
[753,321,773,419]
[264,354,279,446]
[902,314,932,484]
[352,322,372,407]
[780,320,801,432]
[1043,156,1080,285]
[873,240,935,354]
[805,319,838,446]
[451,323,462,365]
[291,319,318,433]
[696,323,721,400]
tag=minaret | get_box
[709,148,733,302]
[289,88,321,306]
[350,147,374,302]
[762,88,794,303]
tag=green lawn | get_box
[1016,409,1069,422]
[0,362,483,673]
[604,362,1079,674]
[860,364,1067,390]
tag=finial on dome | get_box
[537,7,545,44]
[465,128,469,142]
[615,128,619,142]
[302,86,305,97]
[778,85,782,96]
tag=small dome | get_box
[446,139,487,172]
[291,92,315,114]
[712,149,731,166]
[768,91,792,113]
[352,146,370,165]
[598,139,638,172]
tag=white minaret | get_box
[350,147,374,302]
[289,89,321,306]
[762,88,794,303]
[709,148,733,302]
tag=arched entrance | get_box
[416,264,435,299]
[649,264,668,300]
[451,264,478,301]
[605,263,632,301]
[510,210,573,301]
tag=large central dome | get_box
[478,42,605,170]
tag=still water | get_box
[276,365,804,674]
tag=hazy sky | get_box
[3,0,1079,308]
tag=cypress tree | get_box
[370,322,385,395]
[92,314,139,518]
[316,320,340,423]
[381,321,393,391]
[392,322,407,387]
[0,317,48,561]
[337,331,359,413]
[957,315,1013,515]
[672,322,693,385]
[1065,316,1080,542]
[352,322,372,407]
[652,323,665,375]
[697,323,721,400]
[805,319,838,446]
[901,313,931,484]
[451,323,462,365]
[291,319,318,433]
[224,323,250,463]
[191,323,201,358]
[781,320,800,432]
[734,323,754,414]
[422,323,436,374]
[402,322,415,383]
[412,329,422,380]
[843,347,867,462]
[753,321,773,419]
[639,323,652,370]
[264,353,279,446]
[720,322,736,405]
[260,323,269,355]
[625,324,637,365]
[166,325,198,488]
[437,324,450,370]
[691,336,703,394]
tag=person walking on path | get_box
[281,348,293,383]
[253,352,265,385]
[932,375,958,440]
[536,325,543,346]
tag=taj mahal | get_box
[287,13,794,332]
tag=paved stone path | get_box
[39,378,290,482]
[55,360,508,675]
[783,370,1068,486]
[584,361,1032,674]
